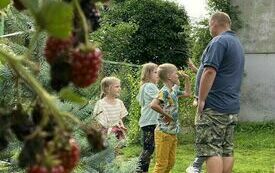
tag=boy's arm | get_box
[188,58,198,73]
[150,99,173,123]
[178,71,191,97]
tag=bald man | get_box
[195,11,244,173]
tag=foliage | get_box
[207,0,242,31]
[122,69,141,144]
[91,22,138,63]
[123,122,275,173]
[190,19,211,64]
[177,70,197,129]
[93,0,191,67]
[0,0,109,172]
[190,0,242,64]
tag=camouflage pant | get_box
[195,108,238,157]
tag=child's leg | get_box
[153,130,172,173]
[192,156,206,172]
[166,135,177,172]
[136,125,156,172]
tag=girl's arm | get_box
[118,119,127,130]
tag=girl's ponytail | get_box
[100,76,120,98]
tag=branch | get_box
[0,48,81,130]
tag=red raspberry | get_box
[27,165,48,173]
[51,165,65,173]
[71,48,102,87]
[60,139,80,172]
[44,36,73,64]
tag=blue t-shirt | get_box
[196,31,244,113]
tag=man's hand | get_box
[197,99,205,117]
[192,98,198,107]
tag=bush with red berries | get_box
[0,0,108,172]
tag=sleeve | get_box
[157,90,168,102]
[93,100,108,128]
[119,100,128,118]
[173,85,184,96]
[144,83,159,99]
[203,40,226,71]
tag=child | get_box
[186,58,206,173]
[187,58,199,107]
[136,63,159,173]
[151,63,191,173]
[93,76,128,140]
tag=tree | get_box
[93,0,191,67]
[190,0,242,64]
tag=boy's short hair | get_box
[158,63,177,82]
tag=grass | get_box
[122,122,275,173]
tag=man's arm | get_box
[198,66,216,113]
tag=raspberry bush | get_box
[0,0,107,172]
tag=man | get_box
[195,11,244,173]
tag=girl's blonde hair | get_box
[140,62,158,85]
[100,76,120,98]
[158,63,177,82]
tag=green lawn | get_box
[122,122,275,173]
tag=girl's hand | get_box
[121,126,127,131]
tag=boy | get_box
[151,63,191,173]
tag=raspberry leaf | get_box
[38,1,73,38]
[59,87,88,105]
[0,0,10,9]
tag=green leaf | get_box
[21,0,40,13]
[59,88,88,105]
[38,1,73,38]
[0,55,6,64]
[0,0,10,9]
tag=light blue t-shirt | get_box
[196,31,244,113]
[137,83,159,127]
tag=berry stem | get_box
[25,29,40,58]
[74,0,90,45]
[0,48,81,129]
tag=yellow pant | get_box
[153,130,177,173]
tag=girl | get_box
[136,63,159,173]
[93,76,128,140]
